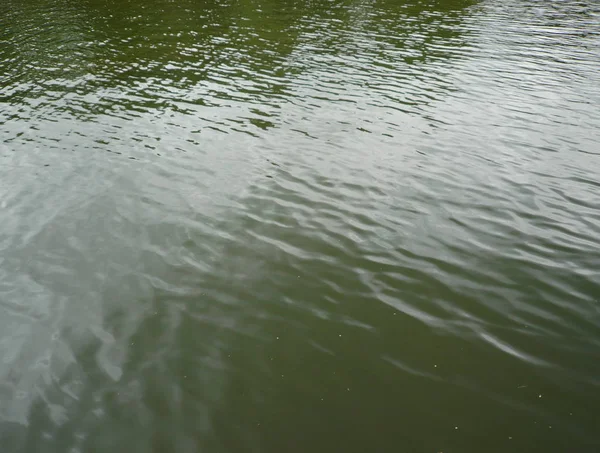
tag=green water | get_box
[1,0,600,451]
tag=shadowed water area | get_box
[1,0,600,451]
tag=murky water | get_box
[1,0,600,451]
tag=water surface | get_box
[1,0,600,451]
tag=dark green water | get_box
[1,0,600,451]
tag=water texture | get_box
[1,0,599,451]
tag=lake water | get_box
[1,0,600,451]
